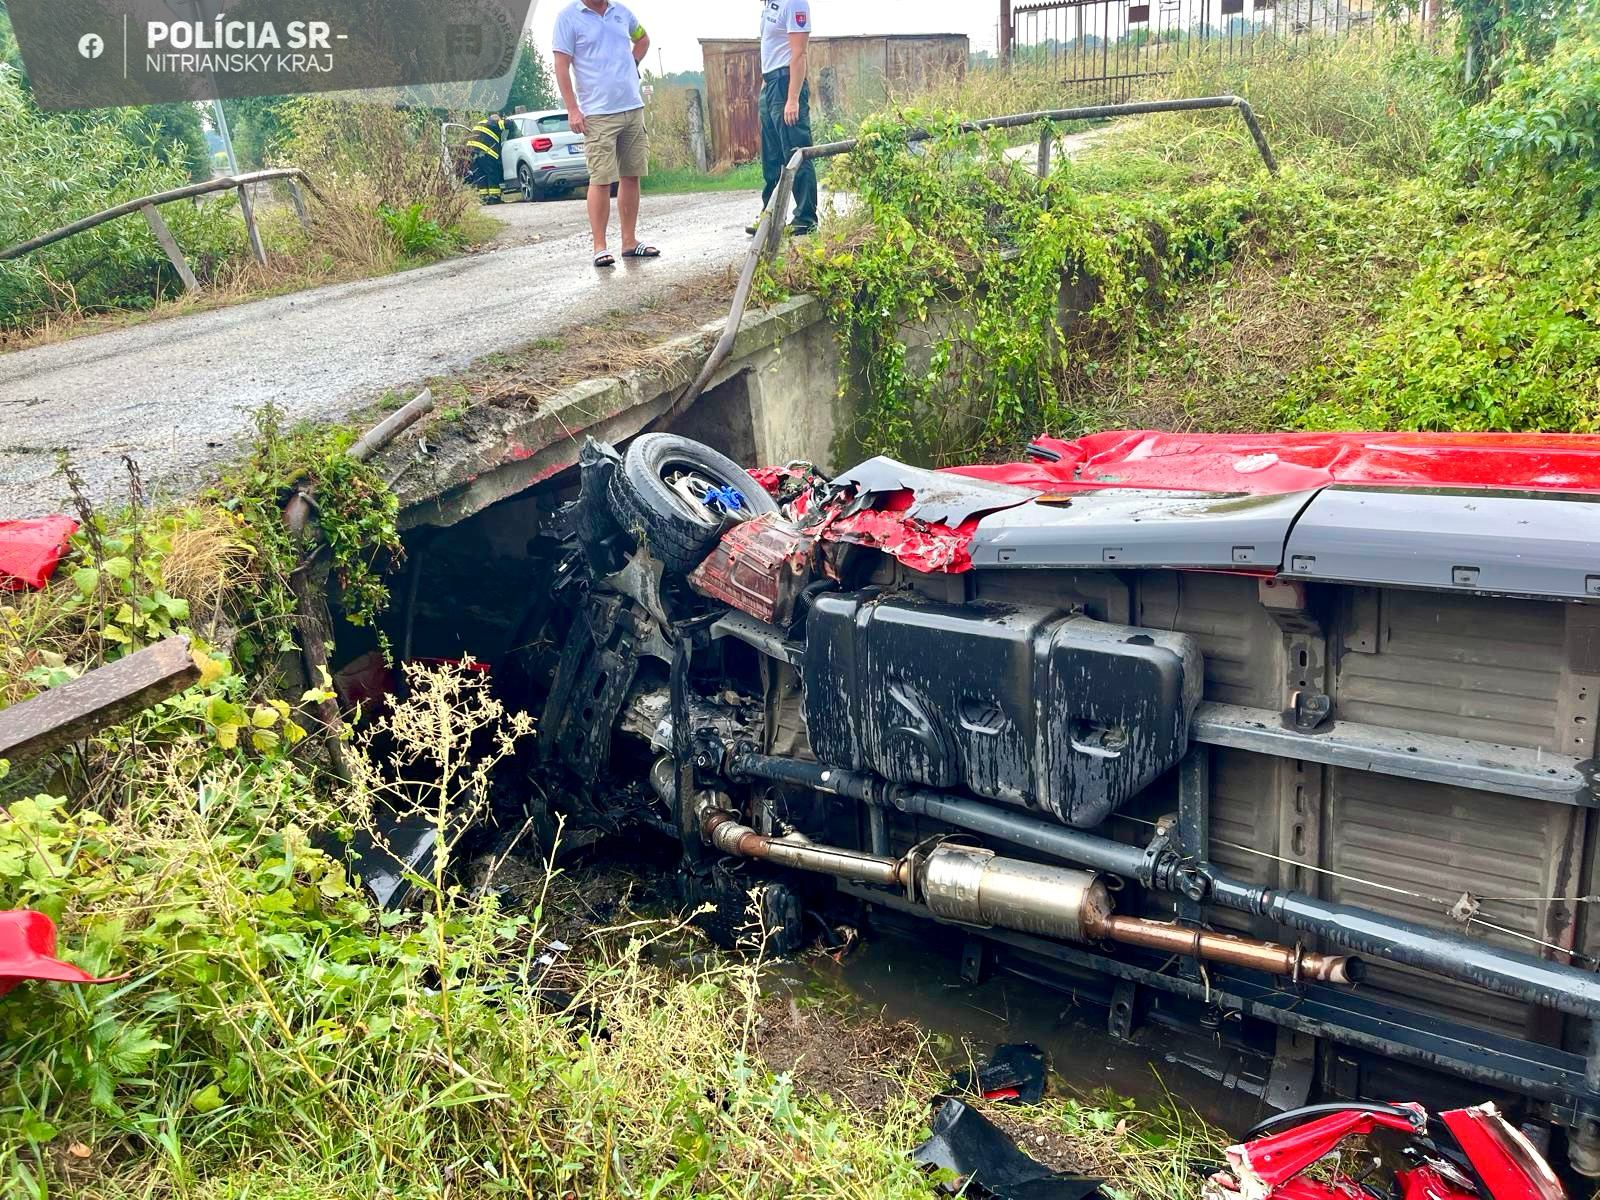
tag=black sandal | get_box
[621,244,660,258]
[594,251,616,268]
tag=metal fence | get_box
[1000,0,1380,99]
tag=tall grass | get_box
[0,647,1225,1198]
[275,97,475,271]
[644,82,702,173]
[1132,28,1458,177]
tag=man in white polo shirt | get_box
[748,0,818,237]
[553,0,660,267]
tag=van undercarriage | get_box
[459,429,1600,1175]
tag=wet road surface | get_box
[0,188,762,517]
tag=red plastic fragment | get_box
[0,516,79,591]
[1438,1105,1564,1200]
[0,910,126,999]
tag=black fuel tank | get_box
[803,592,1202,828]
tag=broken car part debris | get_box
[912,1099,1104,1200]
[949,1043,1048,1106]
[0,516,78,591]
[0,910,127,999]
[1205,1100,1568,1200]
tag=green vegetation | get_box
[0,6,210,181]
[0,83,488,338]
[505,34,560,114]
[793,10,1600,463]
[642,162,764,195]
[0,81,246,332]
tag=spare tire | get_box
[607,433,780,573]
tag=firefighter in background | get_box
[467,112,514,204]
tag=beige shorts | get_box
[584,108,649,185]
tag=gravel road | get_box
[0,188,763,517]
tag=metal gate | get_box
[1001,0,1379,100]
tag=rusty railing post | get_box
[1232,98,1279,175]
[237,182,267,266]
[140,203,200,293]
[286,179,312,233]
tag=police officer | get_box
[747,0,817,237]
[467,111,515,205]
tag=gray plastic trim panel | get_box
[834,457,1039,526]
[1192,701,1595,806]
[1283,487,1600,601]
[969,489,1320,570]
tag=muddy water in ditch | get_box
[777,927,1276,1134]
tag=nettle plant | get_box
[217,404,404,648]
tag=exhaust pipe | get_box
[702,809,907,887]
[1090,914,1359,985]
[699,809,1359,985]
[917,843,1357,986]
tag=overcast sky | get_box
[527,1,1002,74]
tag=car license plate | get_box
[568,144,584,156]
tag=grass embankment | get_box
[791,19,1600,464]
[644,162,765,196]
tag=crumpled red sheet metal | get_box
[747,464,979,574]
[815,492,978,574]
[757,430,1600,578]
[0,516,79,591]
[0,910,126,999]
[951,430,1600,497]
[745,466,797,498]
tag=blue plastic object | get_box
[704,485,747,515]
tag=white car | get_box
[500,110,588,201]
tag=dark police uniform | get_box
[758,0,817,233]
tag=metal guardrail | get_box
[0,167,323,294]
[665,95,1276,418]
